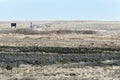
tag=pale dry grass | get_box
[0,21,120,80]
[0,33,119,41]
[0,33,119,48]
[0,64,120,80]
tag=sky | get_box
[0,0,120,21]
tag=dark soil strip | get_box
[0,46,119,54]
[0,46,120,69]
[0,53,120,68]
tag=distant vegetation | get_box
[0,29,97,35]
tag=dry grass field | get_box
[0,64,120,80]
[0,21,120,80]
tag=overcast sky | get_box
[0,0,120,21]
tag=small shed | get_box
[11,23,16,28]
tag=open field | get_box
[0,21,120,80]
[0,64,120,80]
